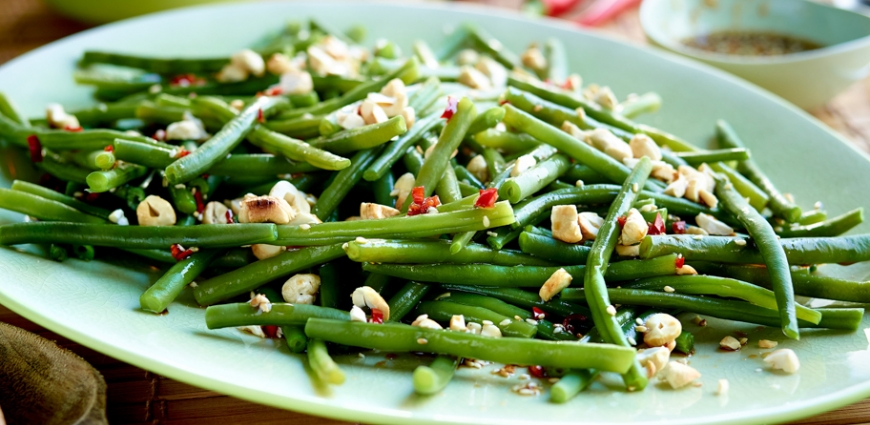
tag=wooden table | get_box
[1,0,869,424]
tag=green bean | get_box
[312,147,381,219]
[502,105,659,193]
[482,148,506,185]
[140,249,222,314]
[797,209,827,225]
[306,339,346,385]
[68,149,106,171]
[472,129,540,154]
[715,178,799,339]
[0,188,106,223]
[277,200,515,246]
[94,151,116,170]
[363,113,442,181]
[485,223,528,250]
[49,244,68,262]
[205,302,350,329]
[312,75,364,94]
[776,208,863,238]
[623,275,820,324]
[544,37,568,84]
[409,77,443,112]
[561,288,861,330]
[0,223,277,249]
[86,161,148,193]
[466,106,505,135]
[208,248,255,269]
[413,355,457,395]
[344,239,554,266]
[415,300,537,338]
[438,292,575,341]
[499,153,570,204]
[434,25,470,61]
[550,370,597,403]
[318,263,341,309]
[454,165,485,189]
[278,57,419,120]
[364,272,392,293]
[66,102,142,128]
[465,25,519,69]
[304,319,636,372]
[618,92,662,119]
[674,331,694,355]
[388,282,431,322]
[507,77,696,152]
[10,180,110,220]
[263,114,323,139]
[166,96,286,184]
[440,284,589,318]
[250,128,351,170]
[69,244,94,261]
[559,164,610,185]
[519,231,591,264]
[194,243,345,306]
[690,262,870,303]
[716,120,800,222]
[365,255,677,287]
[582,158,651,391]
[640,234,870,265]
[0,92,29,126]
[309,116,407,154]
[436,161,463,204]
[674,148,750,165]
[373,170,396,207]
[449,231,476,255]
[37,150,91,184]
[80,51,229,74]
[706,163,769,212]
[411,97,477,205]
[209,154,318,176]
[167,182,197,215]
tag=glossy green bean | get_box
[10,180,110,220]
[266,114,324,139]
[776,208,863,238]
[499,153,570,204]
[80,51,229,74]
[0,223,277,249]
[797,209,827,225]
[304,319,636,372]
[438,292,575,341]
[307,339,346,385]
[518,231,591,264]
[318,263,340,309]
[559,164,610,185]
[550,370,598,403]
[544,37,568,84]
[466,106,505,135]
[139,249,222,314]
[434,25,470,61]
[436,162,463,204]
[309,116,407,154]
[674,148,750,165]
[205,302,350,329]
[194,243,345,306]
[454,165,485,189]
[415,301,537,338]
[363,113,442,181]
[312,147,381,219]
[38,150,91,184]
[0,92,29,126]
[275,201,515,245]
[618,92,662,119]
[86,161,148,193]
[413,355,458,395]
[465,25,519,69]
[482,148,506,185]
[439,284,590,318]
[344,239,554,266]
[373,170,396,207]
[0,188,105,223]
[388,281,431,322]
[472,129,540,154]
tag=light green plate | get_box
[1,2,870,424]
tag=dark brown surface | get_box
[1,0,870,424]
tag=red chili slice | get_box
[171,244,194,261]
[562,313,589,335]
[370,308,384,324]
[193,189,205,214]
[264,86,284,96]
[84,192,101,202]
[498,99,510,106]
[175,148,191,159]
[411,186,425,205]
[617,216,627,227]
[561,78,575,91]
[103,145,114,152]
[169,73,205,88]
[26,135,43,163]
[225,210,234,224]
[528,365,547,379]
[261,325,280,338]
[257,108,265,123]
[474,188,499,208]
[532,307,546,320]
[441,96,458,120]
[648,213,666,235]
[672,220,687,234]
[675,255,685,269]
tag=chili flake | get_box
[648,213,666,235]
[441,96,458,120]
[193,189,205,214]
[171,244,194,261]
[528,365,547,379]
[675,254,685,269]
[617,216,627,227]
[370,308,385,324]
[103,145,114,152]
[532,307,546,320]
[261,325,280,338]
[474,188,499,208]
[27,135,43,163]
[672,220,687,234]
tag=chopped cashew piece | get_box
[764,349,800,373]
[551,205,583,243]
[276,70,314,95]
[593,86,618,110]
[578,212,604,240]
[238,195,295,224]
[696,213,735,236]
[620,208,649,246]
[758,339,779,349]
[266,53,296,75]
[336,111,366,129]
[231,49,265,77]
[629,134,662,161]
[661,362,701,389]
[238,325,267,338]
[250,293,272,313]
[650,161,677,183]
[467,154,489,182]
[412,314,443,330]
[458,65,492,90]
[136,195,176,226]
[511,154,536,177]
[401,106,416,128]
[216,63,248,83]
[562,121,593,145]
[108,208,129,226]
[457,49,479,66]
[252,244,286,260]
[282,274,321,304]
[392,172,416,209]
[717,379,729,396]
[360,99,389,124]
[664,174,688,198]
[686,226,709,236]
[45,103,80,130]
[360,202,400,220]
[589,129,632,163]
[676,264,698,275]
[166,113,208,141]
[719,336,741,351]
[539,268,573,301]
[616,244,640,257]
[349,305,367,322]
[637,346,670,378]
[481,323,503,338]
[466,322,482,334]
[475,56,508,87]
[520,44,547,73]
[351,286,390,320]
[644,313,682,347]
[698,189,719,209]
[202,201,230,224]
[270,180,311,214]
[449,314,467,331]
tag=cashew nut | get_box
[249,293,272,313]
[480,323,503,338]
[337,111,365,130]
[252,244,286,260]
[458,65,492,90]
[392,172,415,209]
[45,103,80,130]
[276,69,313,95]
[720,336,741,351]
[230,49,265,77]
[637,346,670,378]
[449,314,466,331]
[360,202,400,220]
[620,208,648,246]
[360,99,388,124]
[457,49,479,66]
[643,313,682,347]
[266,52,296,75]
[664,173,688,198]
[539,268,572,302]
[511,154,537,177]
[411,314,443,330]
[475,56,508,87]
[282,273,321,304]
[629,134,662,161]
[589,129,632,163]
[615,244,640,257]
[661,361,701,389]
[578,212,604,240]
[764,348,800,373]
[467,154,489,182]
[351,286,390,320]
[203,201,231,224]
[238,195,295,224]
[696,213,734,236]
[551,205,583,243]
[349,305,367,322]
[401,106,416,128]
[269,180,310,214]
[520,44,547,73]
[136,195,176,226]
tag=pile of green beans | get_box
[1,18,868,403]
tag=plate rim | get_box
[2,1,870,424]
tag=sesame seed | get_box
[486,231,498,237]
[300,224,311,230]
[632,183,639,193]
[483,216,491,228]
[417,338,428,345]
[734,239,747,246]
[636,318,644,325]
[628,336,637,346]
[663,286,675,293]
[499,319,511,326]
[635,325,647,332]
